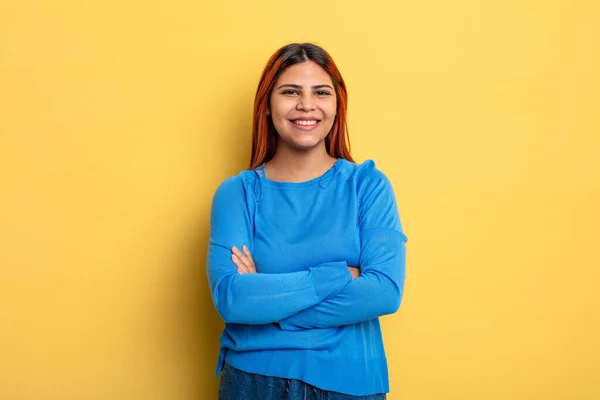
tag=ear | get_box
[266,107,271,115]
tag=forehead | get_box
[276,61,333,85]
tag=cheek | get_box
[270,101,292,120]
[323,98,337,116]
[324,103,337,119]
[270,108,289,134]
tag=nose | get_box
[296,93,316,111]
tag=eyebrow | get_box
[276,83,334,90]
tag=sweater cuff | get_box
[311,261,351,301]
[278,314,316,331]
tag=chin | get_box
[294,145,322,152]
[288,138,327,151]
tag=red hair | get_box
[250,43,354,169]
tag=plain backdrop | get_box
[1,1,599,399]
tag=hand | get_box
[348,266,360,280]
[231,245,257,274]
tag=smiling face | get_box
[268,61,337,154]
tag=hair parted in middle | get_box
[250,43,354,169]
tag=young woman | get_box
[207,43,407,399]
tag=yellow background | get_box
[1,0,599,399]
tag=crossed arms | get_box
[206,169,407,330]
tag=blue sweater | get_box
[207,158,407,396]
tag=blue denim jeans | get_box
[219,363,387,400]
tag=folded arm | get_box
[207,175,352,325]
[279,164,407,330]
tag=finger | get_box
[242,245,253,261]
[232,254,248,273]
[241,246,257,272]
[246,262,256,273]
[233,252,252,273]
[240,247,257,273]
[232,247,252,270]
[232,246,246,261]
[231,254,243,270]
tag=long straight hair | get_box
[249,43,354,169]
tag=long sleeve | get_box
[278,163,407,330]
[207,174,352,325]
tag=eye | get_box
[282,90,298,96]
[316,91,332,96]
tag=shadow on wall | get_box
[166,148,250,399]
[155,211,222,398]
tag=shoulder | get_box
[341,159,404,233]
[338,159,394,195]
[212,169,259,203]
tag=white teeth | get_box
[292,120,318,126]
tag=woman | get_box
[207,43,407,399]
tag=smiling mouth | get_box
[291,120,320,126]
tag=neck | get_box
[266,144,337,183]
